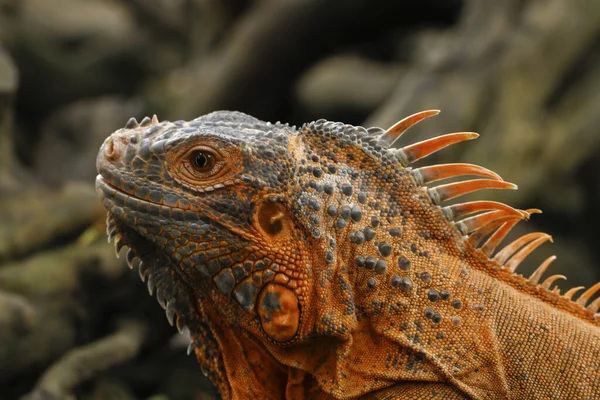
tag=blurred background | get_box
[1,0,599,399]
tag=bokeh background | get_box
[1,0,599,399]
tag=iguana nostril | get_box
[103,134,131,162]
[104,137,117,160]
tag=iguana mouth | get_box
[99,177,205,357]
[96,174,191,221]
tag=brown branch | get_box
[23,319,148,400]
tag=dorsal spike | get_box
[493,232,546,265]
[140,116,152,126]
[504,234,553,272]
[525,208,542,216]
[402,132,479,164]
[467,216,522,248]
[576,282,600,306]
[125,117,139,129]
[586,296,600,314]
[443,200,524,221]
[428,179,517,204]
[413,163,503,185]
[563,286,585,301]
[151,114,159,125]
[380,110,440,145]
[541,274,566,290]
[529,256,557,285]
[480,219,521,257]
[457,208,524,235]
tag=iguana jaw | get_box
[98,200,232,395]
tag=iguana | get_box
[95,110,600,399]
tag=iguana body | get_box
[96,111,600,399]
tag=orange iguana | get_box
[95,110,600,399]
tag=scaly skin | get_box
[96,111,600,399]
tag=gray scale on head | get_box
[339,205,351,220]
[214,269,235,294]
[341,183,353,196]
[357,192,367,203]
[427,289,440,302]
[374,259,387,274]
[389,227,402,237]
[309,214,320,225]
[378,242,392,257]
[364,256,377,270]
[424,307,435,319]
[327,205,338,217]
[233,280,257,311]
[325,250,334,264]
[355,256,365,267]
[350,206,362,222]
[350,230,365,244]
[399,277,413,292]
[420,272,432,283]
[363,227,376,241]
[232,265,246,280]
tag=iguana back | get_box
[96,110,600,399]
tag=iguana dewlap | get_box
[96,110,600,399]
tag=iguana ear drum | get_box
[257,283,299,342]
[256,199,288,236]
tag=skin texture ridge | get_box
[96,111,600,399]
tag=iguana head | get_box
[97,111,368,392]
[96,111,311,330]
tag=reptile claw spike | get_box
[166,303,175,326]
[138,261,149,282]
[113,234,124,258]
[564,286,585,301]
[541,274,566,290]
[140,116,152,126]
[428,179,517,204]
[107,227,117,243]
[504,235,553,272]
[456,208,524,235]
[467,216,522,248]
[494,232,550,265]
[413,163,503,185]
[529,256,557,285]
[400,132,479,165]
[380,109,440,146]
[187,341,195,356]
[125,249,136,269]
[147,276,155,296]
[443,200,521,221]
[576,282,600,307]
[124,117,139,129]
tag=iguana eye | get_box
[180,146,226,179]
[190,150,215,172]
